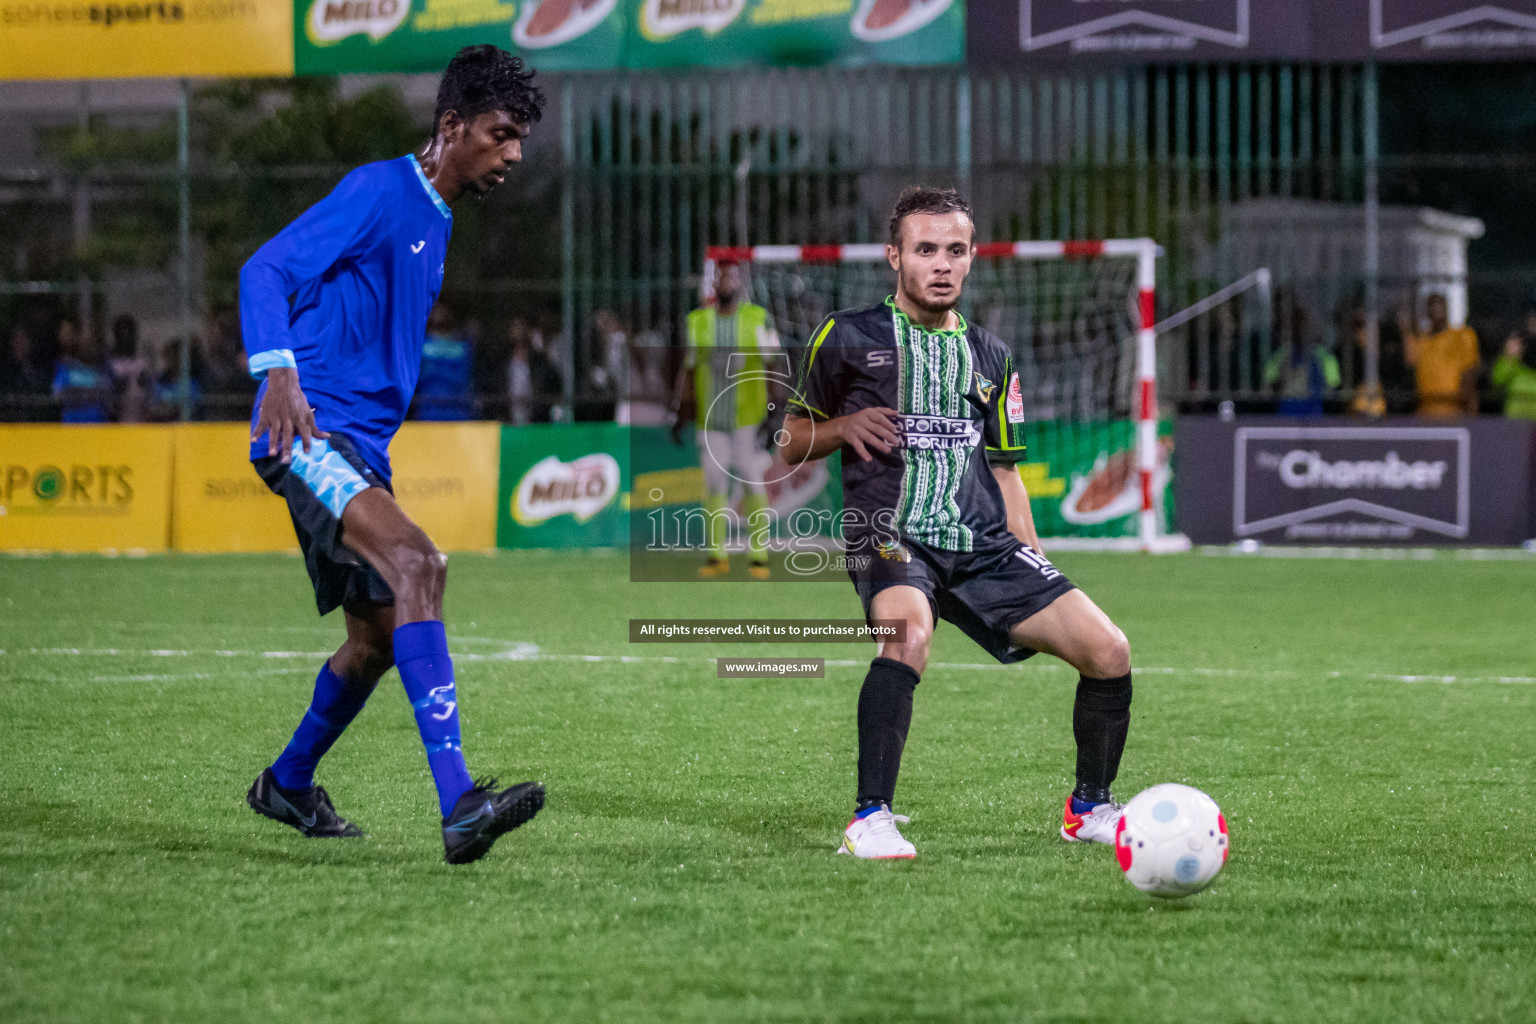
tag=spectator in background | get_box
[1265,342,1339,417]
[414,304,475,421]
[623,327,671,426]
[1264,288,1338,417]
[106,315,153,423]
[507,316,561,424]
[52,320,111,423]
[1345,306,1413,417]
[153,339,203,420]
[1492,315,1536,420]
[3,324,54,420]
[1400,293,1479,418]
[199,306,257,418]
[581,309,626,421]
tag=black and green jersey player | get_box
[781,186,1136,855]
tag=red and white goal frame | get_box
[703,240,1190,554]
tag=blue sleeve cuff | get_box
[248,349,297,379]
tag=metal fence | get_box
[3,63,1529,424]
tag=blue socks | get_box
[1070,795,1105,816]
[271,662,375,791]
[395,620,474,818]
[269,623,474,819]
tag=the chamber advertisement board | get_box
[1176,418,1536,545]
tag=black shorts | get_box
[253,432,395,617]
[851,537,1077,664]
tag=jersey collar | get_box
[886,295,967,336]
[408,154,452,220]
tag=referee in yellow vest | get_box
[676,260,779,579]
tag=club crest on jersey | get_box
[1005,373,1025,424]
[877,540,911,563]
[972,371,995,405]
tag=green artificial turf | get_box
[1,550,1532,1023]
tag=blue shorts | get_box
[253,432,394,617]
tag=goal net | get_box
[704,240,1188,552]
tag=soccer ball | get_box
[1115,784,1228,898]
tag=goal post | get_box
[703,239,1190,554]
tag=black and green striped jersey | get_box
[787,297,1029,554]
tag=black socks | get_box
[1072,671,1133,806]
[854,661,1128,811]
[855,657,921,811]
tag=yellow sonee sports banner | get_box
[0,425,174,553]
[0,0,294,80]
[170,421,499,554]
[388,422,500,553]
[172,424,294,553]
[0,422,499,554]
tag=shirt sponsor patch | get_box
[897,414,981,450]
[1005,373,1025,424]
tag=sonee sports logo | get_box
[2,464,134,510]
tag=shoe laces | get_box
[860,806,911,839]
[1085,800,1123,821]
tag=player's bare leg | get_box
[332,603,397,683]
[870,584,934,672]
[1007,589,1130,679]
[339,489,447,624]
[340,488,545,863]
[837,585,932,859]
[1009,589,1132,843]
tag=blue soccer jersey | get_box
[240,154,452,480]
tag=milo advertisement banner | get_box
[296,0,623,73]
[1021,419,1176,539]
[498,423,633,548]
[628,0,962,68]
[295,0,962,74]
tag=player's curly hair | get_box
[889,185,974,246]
[434,45,546,135]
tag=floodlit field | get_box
[1,550,1532,1023]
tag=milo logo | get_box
[307,0,409,45]
[640,0,744,39]
[513,0,618,48]
[513,453,620,525]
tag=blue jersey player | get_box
[240,46,546,864]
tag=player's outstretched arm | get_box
[993,464,1044,557]
[781,408,900,464]
[254,367,329,464]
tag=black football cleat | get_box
[247,767,365,838]
[442,778,545,865]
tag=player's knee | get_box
[883,619,932,672]
[1088,625,1131,679]
[390,542,447,598]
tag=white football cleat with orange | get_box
[835,805,916,859]
[1061,794,1124,844]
